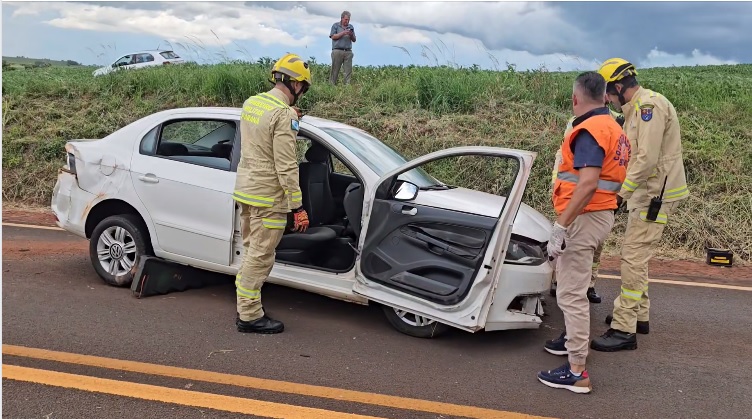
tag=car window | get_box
[136,53,155,63]
[160,51,180,59]
[320,127,438,187]
[114,55,132,66]
[142,119,237,171]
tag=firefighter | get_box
[549,108,625,304]
[591,58,689,351]
[538,71,630,394]
[233,53,312,334]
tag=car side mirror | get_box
[391,180,418,201]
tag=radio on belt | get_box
[645,176,668,222]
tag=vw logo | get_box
[110,244,124,260]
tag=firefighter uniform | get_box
[550,109,624,300]
[592,59,689,346]
[233,54,312,332]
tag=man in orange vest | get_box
[538,71,630,394]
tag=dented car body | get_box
[51,107,553,338]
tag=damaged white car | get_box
[51,107,553,338]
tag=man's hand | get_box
[288,207,309,232]
[547,222,568,260]
[292,106,303,119]
[614,195,625,214]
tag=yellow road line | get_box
[2,364,382,419]
[2,222,63,231]
[3,345,552,419]
[598,274,752,291]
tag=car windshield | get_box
[321,127,440,187]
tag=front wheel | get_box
[380,305,450,338]
[89,214,151,287]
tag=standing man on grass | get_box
[329,10,356,85]
[538,71,630,394]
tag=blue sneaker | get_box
[544,331,568,356]
[537,362,592,394]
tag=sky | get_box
[3,1,751,71]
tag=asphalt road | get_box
[3,225,752,419]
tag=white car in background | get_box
[51,107,553,338]
[93,50,185,77]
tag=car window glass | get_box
[138,53,154,63]
[153,119,237,171]
[295,137,311,162]
[160,51,179,59]
[114,55,131,66]
[139,126,159,154]
[419,155,520,197]
[320,127,437,187]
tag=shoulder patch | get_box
[291,119,300,131]
[640,104,654,122]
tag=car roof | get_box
[154,107,359,131]
[119,50,176,56]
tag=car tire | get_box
[89,214,151,287]
[380,304,450,339]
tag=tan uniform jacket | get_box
[233,88,303,213]
[618,87,689,209]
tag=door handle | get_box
[138,174,159,184]
[401,206,417,216]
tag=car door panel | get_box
[360,200,497,305]
[353,146,535,331]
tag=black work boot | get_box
[586,287,601,304]
[590,328,637,352]
[605,314,649,334]
[236,315,284,334]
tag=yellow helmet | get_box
[597,58,638,83]
[271,53,312,86]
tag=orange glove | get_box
[289,207,309,232]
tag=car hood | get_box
[411,187,551,243]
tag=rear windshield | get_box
[160,51,180,59]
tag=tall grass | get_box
[3,61,752,262]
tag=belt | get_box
[333,48,351,51]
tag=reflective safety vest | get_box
[233,89,303,213]
[553,113,631,215]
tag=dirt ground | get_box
[4,204,751,284]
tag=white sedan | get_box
[93,50,185,77]
[51,107,553,338]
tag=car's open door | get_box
[352,146,536,332]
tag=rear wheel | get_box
[380,305,450,338]
[89,214,151,287]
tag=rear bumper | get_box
[484,261,552,331]
[51,170,91,239]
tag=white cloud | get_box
[368,25,432,46]
[640,48,739,68]
[12,2,329,51]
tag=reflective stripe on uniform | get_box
[232,191,275,207]
[622,179,639,192]
[235,279,261,300]
[258,93,289,109]
[639,211,668,224]
[286,190,303,203]
[262,217,287,229]
[621,286,643,301]
[557,172,622,192]
[664,185,689,199]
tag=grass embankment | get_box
[3,62,751,262]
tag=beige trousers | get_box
[552,237,603,289]
[556,210,615,365]
[236,204,287,322]
[330,49,353,85]
[611,201,680,333]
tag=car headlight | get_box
[504,236,546,266]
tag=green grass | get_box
[3,61,751,262]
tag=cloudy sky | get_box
[3,1,751,71]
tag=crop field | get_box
[3,61,751,262]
